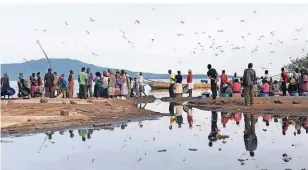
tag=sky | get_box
[0,2,308,76]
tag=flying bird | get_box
[135,20,140,24]
[217,30,224,32]
[201,32,206,34]
[241,36,245,39]
[119,30,126,34]
[302,49,305,52]
[253,10,257,14]
[194,32,198,34]
[61,41,66,44]
[65,22,68,25]
[247,33,251,35]
[270,51,275,53]
[151,39,155,42]
[90,17,95,22]
[295,29,301,32]
[270,32,275,36]
[152,8,155,10]
[269,63,272,64]
[180,21,185,24]
[240,20,245,22]
[86,30,90,34]
[177,34,183,36]
[214,54,218,56]
[261,67,268,70]
[92,52,99,56]
[34,29,38,31]
[42,30,47,33]
[293,38,298,41]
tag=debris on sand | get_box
[40,99,48,103]
[158,149,167,152]
[60,110,69,116]
[274,100,283,104]
[262,129,267,132]
[292,100,300,104]
[70,100,77,104]
[188,148,197,151]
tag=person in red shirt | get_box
[232,113,242,125]
[220,70,228,92]
[281,68,288,96]
[187,69,193,97]
[232,79,241,93]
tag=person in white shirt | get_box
[137,72,147,97]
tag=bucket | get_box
[259,93,269,97]
[290,93,299,96]
[221,93,231,98]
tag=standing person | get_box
[115,69,121,96]
[108,71,116,98]
[29,73,38,97]
[293,68,301,93]
[125,71,131,97]
[94,72,102,98]
[17,72,24,96]
[207,64,218,100]
[37,72,43,97]
[175,71,183,97]
[1,73,10,98]
[120,70,129,97]
[102,71,109,98]
[53,72,59,96]
[58,74,68,98]
[281,68,288,96]
[243,63,257,106]
[232,72,239,82]
[168,70,175,98]
[44,68,54,98]
[137,72,147,97]
[264,70,270,82]
[187,69,193,97]
[220,70,228,93]
[129,77,134,97]
[86,68,93,98]
[302,69,308,93]
[67,70,74,98]
[78,67,87,99]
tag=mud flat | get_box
[1,96,162,135]
[186,96,308,114]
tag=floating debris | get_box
[158,149,167,152]
[188,148,198,151]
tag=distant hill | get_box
[1,58,212,81]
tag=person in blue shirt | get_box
[58,74,68,98]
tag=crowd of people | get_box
[1,63,308,102]
[0,67,148,99]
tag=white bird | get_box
[135,20,140,24]
[240,20,245,22]
[302,49,305,52]
[90,17,95,22]
[152,8,155,10]
[151,39,155,42]
[241,36,245,39]
[180,21,185,24]
[42,30,47,33]
[217,30,224,32]
[65,21,68,25]
[86,30,90,34]
[61,41,66,44]
[119,30,126,34]
[34,29,38,31]
[253,10,257,14]
[270,51,275,53]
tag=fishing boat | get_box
[148,81,211,90]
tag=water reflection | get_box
[2,109,308,170]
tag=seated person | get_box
[260,79,270,94]
[225,83,233,95]
[288,78,298,94]
[232,79,241,93]
[271,80,281,95]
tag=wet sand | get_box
[1,96,160,134]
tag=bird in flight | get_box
[92,52,99,56]
[302,49,305,52]
[217,30,223,32]
[295,28,301,32]
[34,29,38,31]
[180,21,185,24]
[294,38,298,41]
[65,22,68,25]
[261,67,268,70]
[42,30,47,33]
[214,54,218,56]
[194,32,198,34]
[247,33,251,35]
[240,20,245,22]
[86,30,90,34]
[61,42,66,44]
[119,30,126,34]
[90,17,95,22]
[253,10,257,14]
[177,34,184,36]
[270,32,275,36]
[208,36,211,38]
[269,63,272,64]
[201,32,206,34]
[305,40,308,43]
[241,36,245,39]
[152,8,155,10]
[151,39,155,42]
[270,51,275,53]
[135,20,140,24]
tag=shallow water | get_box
[2,101,308,170]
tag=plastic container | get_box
[290,93,299,96]
[6,88,16,96]
[299,93,308,96]
[198,95,206,99]
[220,93,231,98]
[259,93,269,97]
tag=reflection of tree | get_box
[243,114,257,157]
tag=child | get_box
[260,79,270,94]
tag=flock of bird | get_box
[32,8,307,70]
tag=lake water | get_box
[2,95,308,170]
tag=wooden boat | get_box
[148,81,211,90]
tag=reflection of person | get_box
[243,114,257,157]
[232,113,242,125]
[184,105,193,128]
[221,112,231,128]
[169,102,176,129]
[69,130,74,138]
[78,129,89,142]
[46,131,54,140]
[175,105,184,128]
[208,111,218,147]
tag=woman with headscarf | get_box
[93,72,102,98]
[120,70,129,97]
[102,71,109,98]
[29,73,38,97]
[58,74,67,98]
[1,73,10,97]
[67,70,74,98]
[108,70,116,98]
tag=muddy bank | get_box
[1,96,162,134]
[187,96,308,114]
